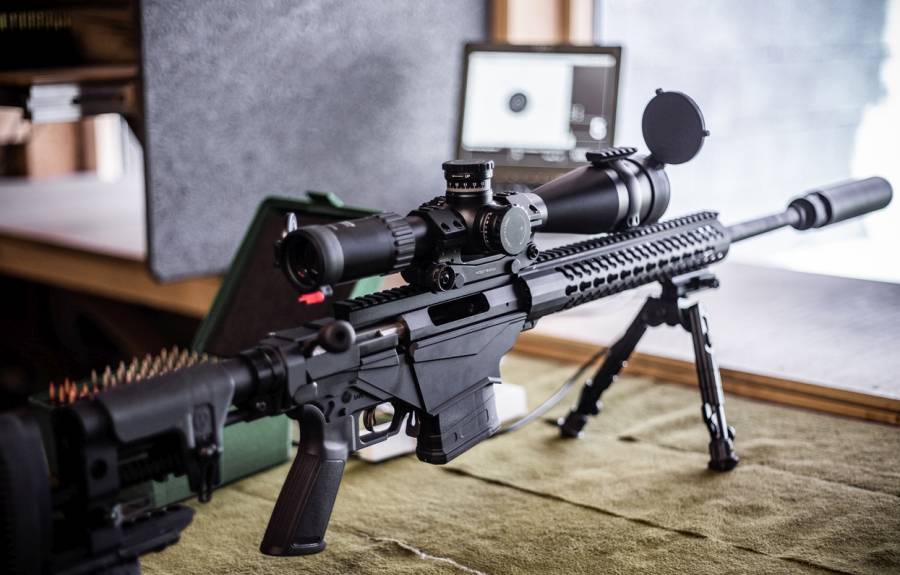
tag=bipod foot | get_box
[557,405,601,439]
[707,426,739,471]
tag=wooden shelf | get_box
[0,65,138,87]
[0,234,218,318]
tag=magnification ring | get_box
[376,213,417,271]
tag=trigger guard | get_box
[356,405,410,448]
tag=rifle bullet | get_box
[45,347,220,407]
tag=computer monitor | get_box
[456,44,621,186]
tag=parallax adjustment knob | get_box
[480,204,532,256]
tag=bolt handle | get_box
[316,321,356,353]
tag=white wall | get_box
[596,0,898,282]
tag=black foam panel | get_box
[140,1,486,279]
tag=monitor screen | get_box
[457,45,620,170]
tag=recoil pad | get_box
[789,176,892,230]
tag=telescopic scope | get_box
[279,90,709,294]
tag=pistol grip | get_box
[260,405,350,556]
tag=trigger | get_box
[405,411,420,438]
[357,404,410,447]
[362,407,377,432]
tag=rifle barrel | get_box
[727,176,892,244]
[726,209,800,243]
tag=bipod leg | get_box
[682,302,739,471]
[558,299,654,438]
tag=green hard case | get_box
[153,192,378,505]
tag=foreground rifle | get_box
[0,91,892,574]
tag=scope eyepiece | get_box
[279,213,426,293]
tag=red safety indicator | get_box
[298,290,327,305]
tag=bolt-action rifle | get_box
[0,91,892,574]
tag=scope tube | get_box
[280,214,429,293]
[532,153,670,234]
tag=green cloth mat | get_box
[142,355,900,574]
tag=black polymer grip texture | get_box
[523,212,731,320]
[260,406,352,556]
